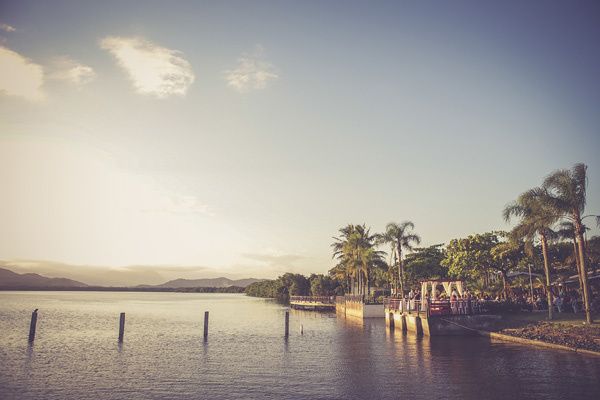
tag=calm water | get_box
[1,292,599,400]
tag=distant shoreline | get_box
[0,286,246,293]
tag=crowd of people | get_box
[399,283,600,315]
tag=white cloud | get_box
[47,56,96,85]
[0,23,16,33]
[225,46,278,92]
[143,194,215,217]
[0,46,44,101]
[100,36,195,98]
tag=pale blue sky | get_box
[0,1,599,284]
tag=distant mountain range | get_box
[0,267,88,288]
[0,267,262,289]
[139,277,262,289]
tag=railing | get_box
[341,294,383,305]
[383,298,490,317]
[289,296,336,304]
[383,298,426,314]
[432,299,492,316]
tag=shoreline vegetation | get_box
[0,286,246,293]
[246,163,600,354]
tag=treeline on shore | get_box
[246,163,600,324]
[245,273,343,301]
[0,286,246,293]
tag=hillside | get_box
[151,277,262,288]
[0,267,89,288]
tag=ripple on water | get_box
[1,291,599,400]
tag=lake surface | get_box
[1,292,599,400]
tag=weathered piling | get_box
[28,309,38,342]
[285,310,290,337]
[118,312,125,342]
[203,311,209,339]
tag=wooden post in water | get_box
[28,309,38,342]
[203,311,209,340]
[284,310,289,337]
[118,312,125,343]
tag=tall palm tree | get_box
[331,225,359,294]
[377,221,421,297]
[543,163,593,323]
[332,224,384,296]
[359,246,387,296]
[556,221,584,291]
[504,188,558,320]
[386,246,398,294]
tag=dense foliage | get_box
[403,244,446,288]
[245,273,343,301]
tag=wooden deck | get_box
[289,296,336,310]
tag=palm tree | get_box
[386,246,398,294]
[377,221,421,297]
[359,246,387,296]
[331,224,384,296]
[542,163,593,323]
[331,225,359,294]
[504,188,558,320]
[556,221,584,291]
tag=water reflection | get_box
[1,292,599,400]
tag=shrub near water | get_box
[245,273,342,302]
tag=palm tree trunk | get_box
[397,245,404,297]
[540,233,553,320]
[575,218,593,324]
[573,239,584,290]
[572,238,587,311]
[501,271,508,300]
[359,273,363,296]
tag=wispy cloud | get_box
[0,23,16,33]
[240,250,305,273]
[0,46,44,101]
[225,45,278,92]
[143,194,215,217]
[47,56,96,85]
[100,36,195,98]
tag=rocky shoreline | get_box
[498,322,600,353]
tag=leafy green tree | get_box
[442,232,499,283]
[280,273,310,296]
[403,244,446,289]
[490,236,526,299]
[309,274,340,296]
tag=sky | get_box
[1,1,599,285]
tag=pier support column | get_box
[204,311,209,340]
[118,313,125,343]
[28,309,38,342]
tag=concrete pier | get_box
[336,296,384,319]
[385,306,501,336]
